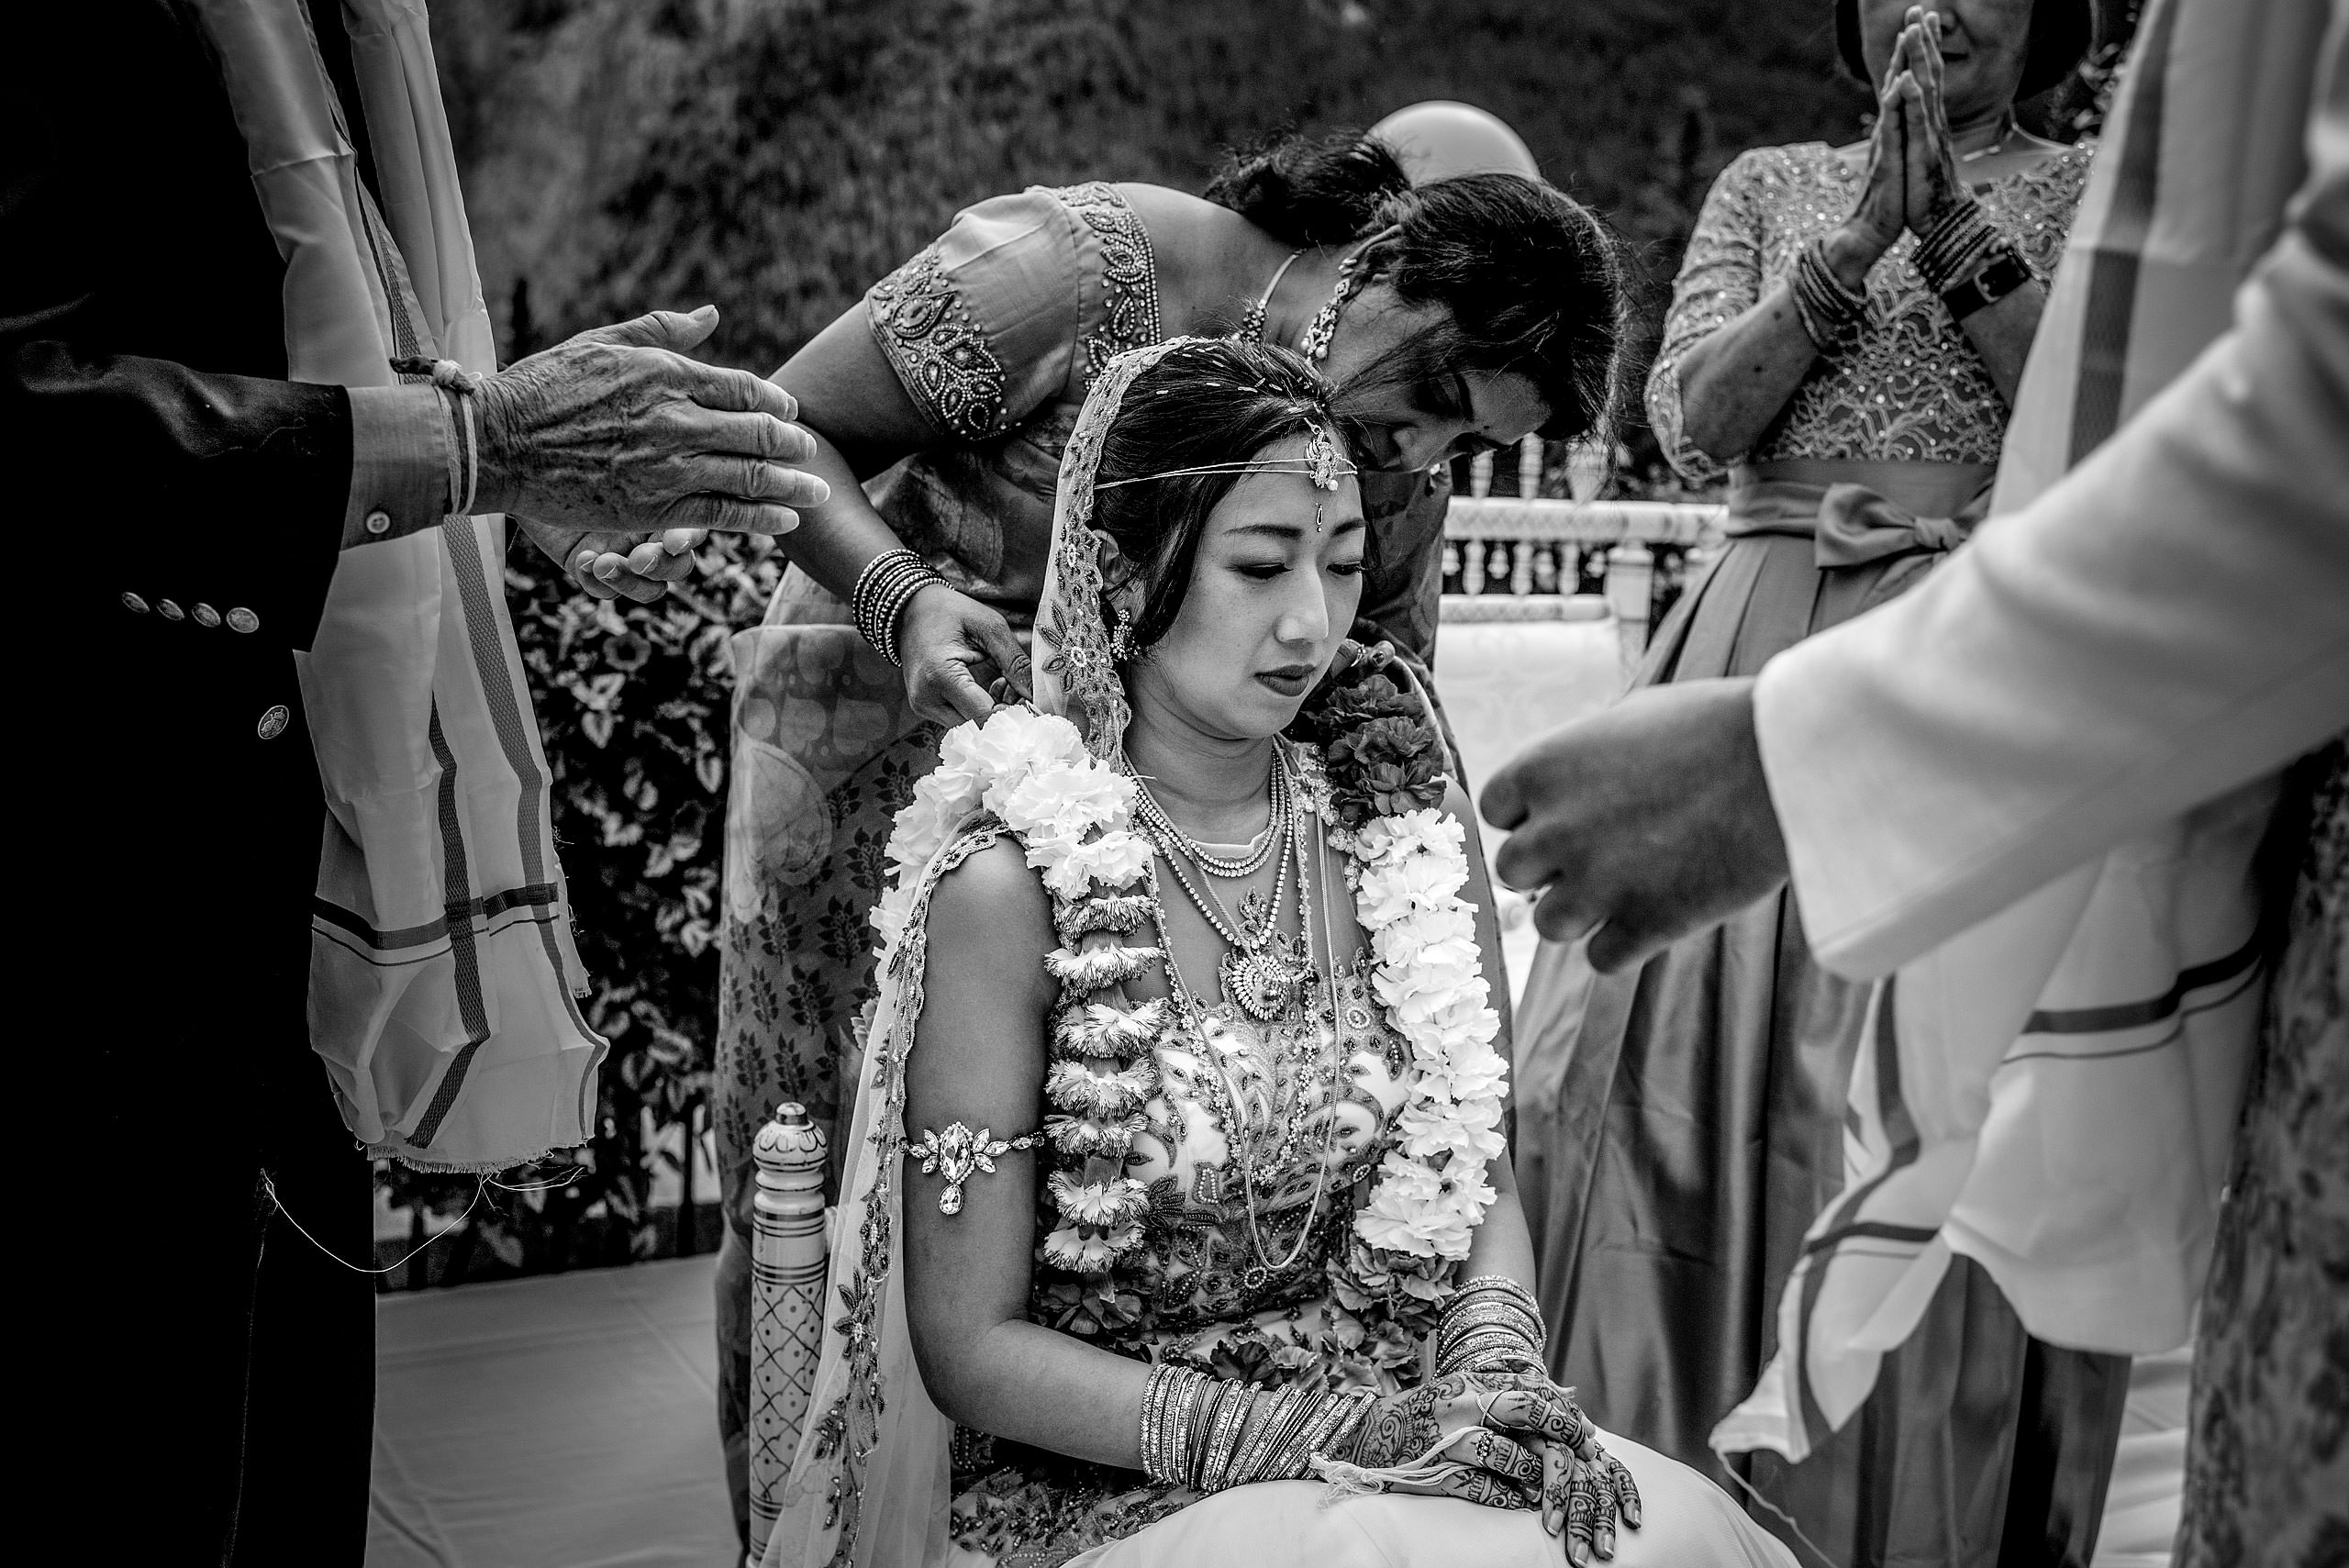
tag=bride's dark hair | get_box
[1092,338,1360,653]
[1205,129,1630,443]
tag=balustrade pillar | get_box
[1604,541,1655,671]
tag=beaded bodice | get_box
[1647,141,2093,483]
[1109,963,1411,1328]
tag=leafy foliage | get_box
[374,531,785,1284]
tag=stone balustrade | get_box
[1441,437,1726,666]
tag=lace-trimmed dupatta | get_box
[767,341,1187,1568]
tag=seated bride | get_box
[766,337,1797,1568]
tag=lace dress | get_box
[1647,142,2092,480]
[1511,139,2129,1568]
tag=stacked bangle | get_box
[1138,1363,1375,1492]
[1911,198,2001,295]
[1435,1274,1547,1376]
[1912,196,2035,321]
[851,547,947,666]
[1789,237,1869,352]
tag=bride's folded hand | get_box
[1374,1358,1642,1564]
[1347,1370,1548,1511]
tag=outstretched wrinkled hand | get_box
[1480,677,1789,973]
[477,304,829,538]
[514,520,708,605]
[1348,1369,1642,1562]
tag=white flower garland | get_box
[871,706,1507,1294]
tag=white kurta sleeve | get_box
[1753,24,2349,980]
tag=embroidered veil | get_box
[763,341,1187,1568]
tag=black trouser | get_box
[57,1007,374,1567]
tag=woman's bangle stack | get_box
[1790,237,1870,352]
[851,547,948,667]
[1914,198,2032,320]
[1434,1274,1547,1377]
[1139,1364,1375,1492]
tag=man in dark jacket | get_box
[3,4,821,1560]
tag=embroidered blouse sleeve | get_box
[1646,151,1768,484]
[865,189,1084,442]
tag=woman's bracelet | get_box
[1139,1364,1375,1491]
[1790,237,1869,352]
[1912,198,2007,297]
[1435,1275,1546,1375]
[851,547,947,666]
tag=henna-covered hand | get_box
[1531,1393,1643,1565]
[1347,1372,1546,1509]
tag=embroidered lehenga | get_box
[1509,143,2128,1563]
[760,344,1796,1568]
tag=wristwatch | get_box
[1943,251,2033,321]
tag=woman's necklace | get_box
[1240,249,1306,345]
[1957,111,2019,164]
[1130,756,1285,879]
[1127,746,1315,1021]
[1150,785,1347,1287]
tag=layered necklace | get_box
[1127,738,1347,1285]
[1127,740,1318,1025]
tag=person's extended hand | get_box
[514,519,709,604]
[898,582,1031,725]
[476,304,828,537]
[1481,677,1790,973]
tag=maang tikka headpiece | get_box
[1092,415,1355,533]
[1090,420,1355,495]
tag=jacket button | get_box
[364,509,393,536]
[193,604,222,628]
[157,599,185,621]
[257,705,291,740]
[121,593,150,614]
[228,606,261,634]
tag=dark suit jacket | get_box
[4,2,361,1158]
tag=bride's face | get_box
[1125,435,1367,741]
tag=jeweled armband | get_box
[907,1121,1042,1215]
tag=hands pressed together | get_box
[1835,7,1974,284]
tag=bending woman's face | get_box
[1319,288,1552,473]
[1126,435,1367,743]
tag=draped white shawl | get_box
[196,0,601,1171]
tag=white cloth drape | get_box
[196,0,602,1171]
